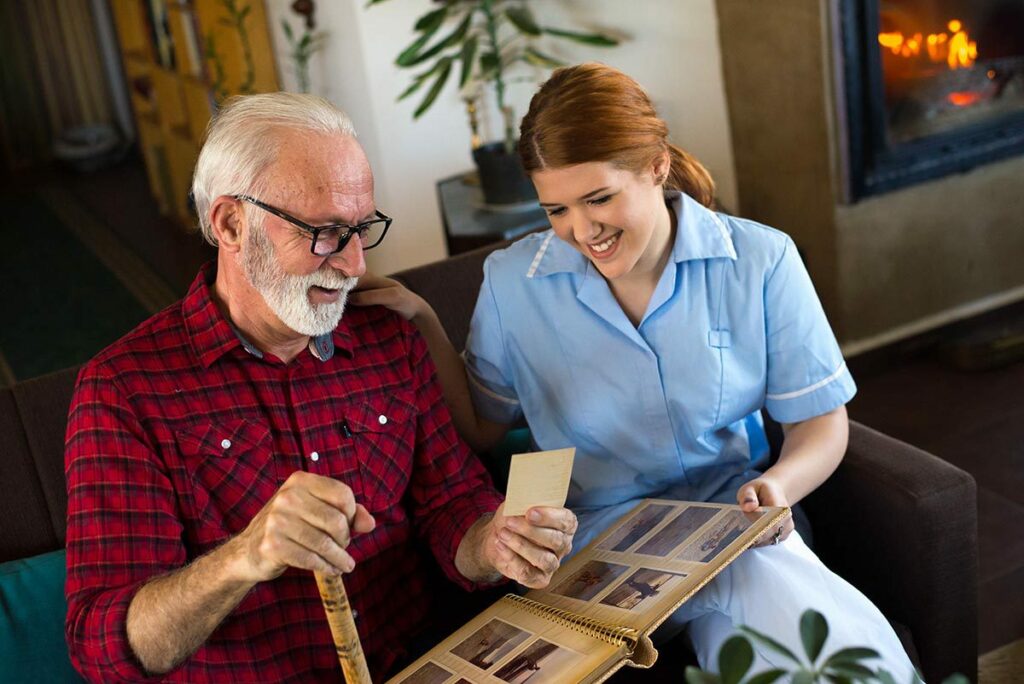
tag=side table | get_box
[436,172,549,256]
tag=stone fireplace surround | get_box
[715,0,1024,350]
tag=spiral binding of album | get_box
[500,594,639,650]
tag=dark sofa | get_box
[1,242,977,682]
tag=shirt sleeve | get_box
[64,365,185,683]
[462,257,523,425]
[402,321,504,590]
[763,237,857,423]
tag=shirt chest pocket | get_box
[345,391,417,515]
[176,418,275,544]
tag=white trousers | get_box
[651,531,919,682]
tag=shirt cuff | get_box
[765,362,857,424]
[67,582,170,683]
[431,488,505,592]
[465,368,521,425]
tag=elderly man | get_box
[64,93,576,682]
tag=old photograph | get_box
[635,505,719,556]
[597,503,675,552]
[599,568,689,611]
[550,560,630,602]
[675,509,757,563]
[494,639,581,683]
[450,618,531,671]
[397,661,452,684]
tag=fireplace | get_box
[841,0,1024,198]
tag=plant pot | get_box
[472,141,537,206]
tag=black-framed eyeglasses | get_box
[234,195,392,256]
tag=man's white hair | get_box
[191,92,357,245]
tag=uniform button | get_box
[220,439,231,449]
[378,415,387,425]
[310,451,320,462]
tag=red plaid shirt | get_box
[65,264,503,682]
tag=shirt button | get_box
[220,439,231,449]
[310,451,320,462]
[378,415,387,425]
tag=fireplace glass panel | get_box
[878,0,1024,144]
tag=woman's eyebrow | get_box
[539,186,611,208]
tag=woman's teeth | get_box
[591,233,620,253]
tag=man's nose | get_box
[327,236,366,277]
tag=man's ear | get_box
[210,196,245,253]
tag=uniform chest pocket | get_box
[345,391,417,514]
[176,418,275,543]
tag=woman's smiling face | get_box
[532,156,671,282]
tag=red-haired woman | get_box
[353,63,916,679]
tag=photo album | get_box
[387,498,790,684]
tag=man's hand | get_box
[736,475,795,547]
[228,471,376,582]
[469,503,578,589]
[349,273,427,321]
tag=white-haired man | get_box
[64,93,576,682]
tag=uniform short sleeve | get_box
[463,257,523,425]
[764,237,856,423]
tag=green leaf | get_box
[542,26,618,46]
[414,58,453,118]
[281,20,293,41]
[824,662,875,679]
[459,35,478,87]
[398,56,450,101]
[744,670,788,684]
[505,5,540,35]
[299,32,311,48]
[717,636,753,684]
[414,6,448,33]
[874,670,899,684]
[479,50,500,79]
[823,647,879,666]
[404,11,472,67]
[523,46,564,68]
[791,670,816,684]
[684,666,720,684]
[738,626,802,666]
[800,609,829,665]
[396,32,433,67]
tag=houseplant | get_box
[369,0,620,205]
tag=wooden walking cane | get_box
[315,570,372,684]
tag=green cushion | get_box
[481,427,532,492]
[0,549,85,682]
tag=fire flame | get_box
[878,19,977,69]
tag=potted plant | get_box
[369,0,620,205]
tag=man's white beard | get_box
[240,224,357,337]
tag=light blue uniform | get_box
[464,192,917,680]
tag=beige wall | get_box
[717,0,1024,347]
[267,0,739,273]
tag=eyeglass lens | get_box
[311,220,388,256]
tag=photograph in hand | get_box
[634,505,719,557]
[675,509,763,563]
[450,618,531,671]
[494,639,582,683]
[599,568,688,611]
[550,560,630,602]
[596,503,674,552]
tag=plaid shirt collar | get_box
[183,262,354,368]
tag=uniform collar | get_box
[526,191,736,279]
[184,262,354,367]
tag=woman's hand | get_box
[736,475,795,547]
[349,273,428,321]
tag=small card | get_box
[503,448,575,517]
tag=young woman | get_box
[353,63,917,679]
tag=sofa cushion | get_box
[0,549,84,682]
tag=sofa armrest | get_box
[801,420,977,683]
